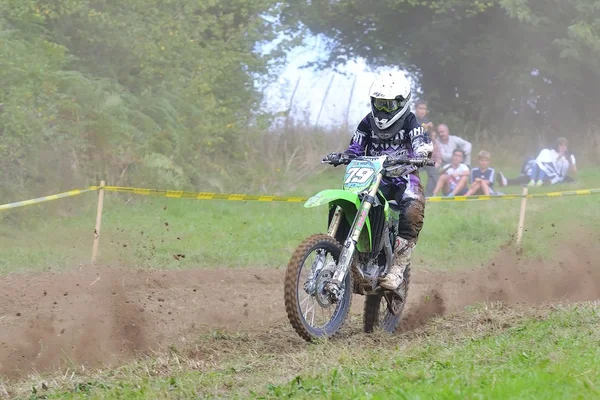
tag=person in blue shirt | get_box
[464,150,498,196]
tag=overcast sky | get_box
[261,35,405,130]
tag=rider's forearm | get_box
[345,143,364,156]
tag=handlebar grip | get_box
[322,153,356,165]
[383,158,436,169]
[409,159,435,167]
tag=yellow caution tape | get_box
[2,186,598,212]
[426,188,600,202]
[0,188,97,211]
[93,186,309,203]
[96,185,600,202]
[527,188,600,199]
[426,194,522,202]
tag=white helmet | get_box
[369,71,412,135]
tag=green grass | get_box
[264,304,600,400]
[1,167,599,399]
[0,168,598,273]
[5,303,599,399]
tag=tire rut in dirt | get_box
[0,265,287,379]
[284,233,353,342]
[2,231,598,379]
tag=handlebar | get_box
[322,153,435,168]
[383,157,436,168]
[321,153,355,165]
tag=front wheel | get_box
[363,263,411,334]
[284,234,353,342]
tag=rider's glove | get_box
[414,142,433,160]
[326,152,343,166]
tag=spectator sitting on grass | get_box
[464,150,500,196]
[496,158,536,187]
[529,137,577,186]
[432,149,470,197]
[498,137,577,187]
[436,123,473,166]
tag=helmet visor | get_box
[372,97,406,113]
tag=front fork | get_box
[304,205,344,295]
[326,174,383,301]
[297,205,343,297]
[327,205,343,238]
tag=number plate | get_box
[343,160,378,192]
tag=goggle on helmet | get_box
[371,96,409,113]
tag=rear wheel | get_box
[363,263,411,333]
[284,234,353,342]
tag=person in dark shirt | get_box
[414,100,441,197]
[464,150,497,196]
[414,100,434,135]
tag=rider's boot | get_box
[379,236,415,291]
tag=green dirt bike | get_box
[284,153,434,342]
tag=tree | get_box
[0,0,294,199]
[501,0,600,129]
[281,0,600,135]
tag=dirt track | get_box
[1,236,599,380]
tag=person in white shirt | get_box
[432,149,470,197]
[528,137,577,187]
[436,123,473,166]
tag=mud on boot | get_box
[379,264,405,290]
[379,237,415,291]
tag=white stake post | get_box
[91,180,106,264]
[516,186,528,251]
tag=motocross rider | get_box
[326,71,433,291]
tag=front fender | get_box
[304,189,372,252]
[304,189,361,209]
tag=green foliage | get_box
[0,0,294,202]
[501,0,600,120]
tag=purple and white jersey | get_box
[344,112,432,199]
